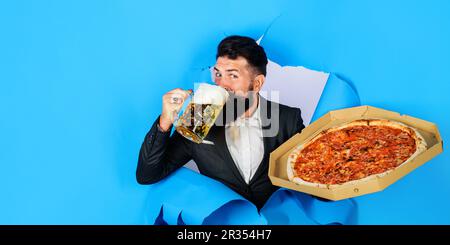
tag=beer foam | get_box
[191,83,229,105]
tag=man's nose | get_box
[216,80,232,92]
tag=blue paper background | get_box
[0,0,449,224]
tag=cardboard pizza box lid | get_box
[268,105,444,200]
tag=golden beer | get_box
[175,83,228,143]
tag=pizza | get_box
[287,119,427,188]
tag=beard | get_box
[215,90,257,126]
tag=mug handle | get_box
[172,90,193,123]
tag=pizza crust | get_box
[287,118,428,189]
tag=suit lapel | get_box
[250,96,278,185]
[207,124,247,185]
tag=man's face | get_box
[212,56,256,97]
[213,56,263,123]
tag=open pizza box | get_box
[268,105,444,200]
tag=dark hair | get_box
[216,35,268,76]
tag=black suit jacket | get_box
[136,96,305,209]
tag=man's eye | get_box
[215,73,222,78]
[230,74,238,79]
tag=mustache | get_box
[215,91,256,126]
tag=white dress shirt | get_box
[225,102,264,184]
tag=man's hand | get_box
[159,88,192,132]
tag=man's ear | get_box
[252,74,265,92]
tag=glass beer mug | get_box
[174,83,229,143]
